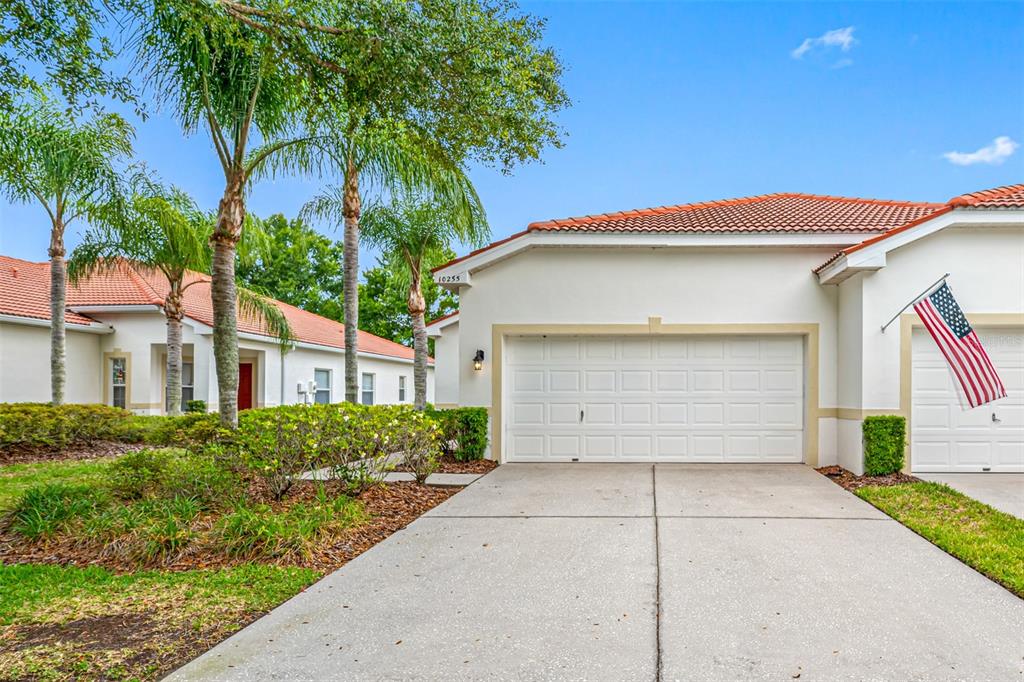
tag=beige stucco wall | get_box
[0,322,103,403]
[455,246,844,462]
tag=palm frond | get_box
[237,286,294,350]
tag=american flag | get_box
[913,282,1006,409]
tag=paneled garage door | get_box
[504,335,805,462]
[911,328,1024,472]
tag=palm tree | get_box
[359,190,488,410]
[301,131,482,403]
[68,176,292,415]
[0,95,133,404]
[136,3,319,426]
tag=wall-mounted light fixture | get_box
[473,349,485,371]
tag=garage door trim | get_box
[490,321,821,465]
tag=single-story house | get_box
[0,256,432,412]
[428,184,1024,474]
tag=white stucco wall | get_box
[454,246,845,463]
[835,224,1024,473]
[0,322,103,403]
[1,312,433,412]
[431,322,460,407]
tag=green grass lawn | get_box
[856,482,1024,598]
[0,563,320,681]
[0,458,112,510]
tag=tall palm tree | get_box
[359,190,488,410]
[68,176,292,415]
[0,95,133,404]
[301,131,482,403]
[136,2,318,426]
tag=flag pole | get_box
[880,273,951,333]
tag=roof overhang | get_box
[816,208,1024,285]
[433,231,880,290]
[68,304,163,314]
[426,312,459,338]
[0,313,113,334]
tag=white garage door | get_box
[911,328,1024,472]
[504,335,805,462]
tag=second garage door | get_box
[504,335,805,462]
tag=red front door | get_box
[238,363,253,411]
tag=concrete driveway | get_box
[169,464,1024,682]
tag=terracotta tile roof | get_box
[0,256,97,325]
[815,183,1024,274]
[0,256,420,361]
[526,193,944,234]
[948,184,1024,208]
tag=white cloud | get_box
[831,58,854,70]
[943,136,1019,166]
[792,26,857,59]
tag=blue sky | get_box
[2,1,1022,263]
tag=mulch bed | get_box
[817,465,921,492]
[0,480,458,575]
[394,454,499,475]
[0,441,147,466]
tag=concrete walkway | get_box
[169,464,1024,681]
[917,473,1024,519]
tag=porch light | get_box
[473,350,485,371]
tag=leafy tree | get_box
[361,191,488,409]
[236,214,345,322]
[68,176,293,415]
[0,1,135,110]
[359,258,458,352]
[0,96,133,404]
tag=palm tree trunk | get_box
[211,173,244,426]
[342,151,361,403]
[408,266,428,411]
[165,285,184,417]
[48,221,66,405]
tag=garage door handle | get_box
[580,409,584,423]
[992,413,1001,424]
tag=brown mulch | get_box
[0,480,459,575]
[394,454,499,474]
[0,441,147,466]
[817,465,921,492]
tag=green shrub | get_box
[0,403,134,449]
[9,483,107,538]
[215,488,365,559]
[429,407,489,461]
[863,415,906,476]
[397,410,440,483]
[106,448,239,509]
[144,412,228,449]
[106,448,178,500]
[185,400,207,413]
[113,415,167,443]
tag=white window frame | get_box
[361,372,376,406]
[166,360,195,411]
[398,375,407,402]
[314,368,332,405]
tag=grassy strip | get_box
[0,563,320,681]
[0,458,112,510]
[856,482,1024,597]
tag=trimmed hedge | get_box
[863,415,906,476]
[429,406,489,461]
[0,403,134,450]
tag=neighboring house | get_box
[0,257,432,412]
[428,185,1024,474]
